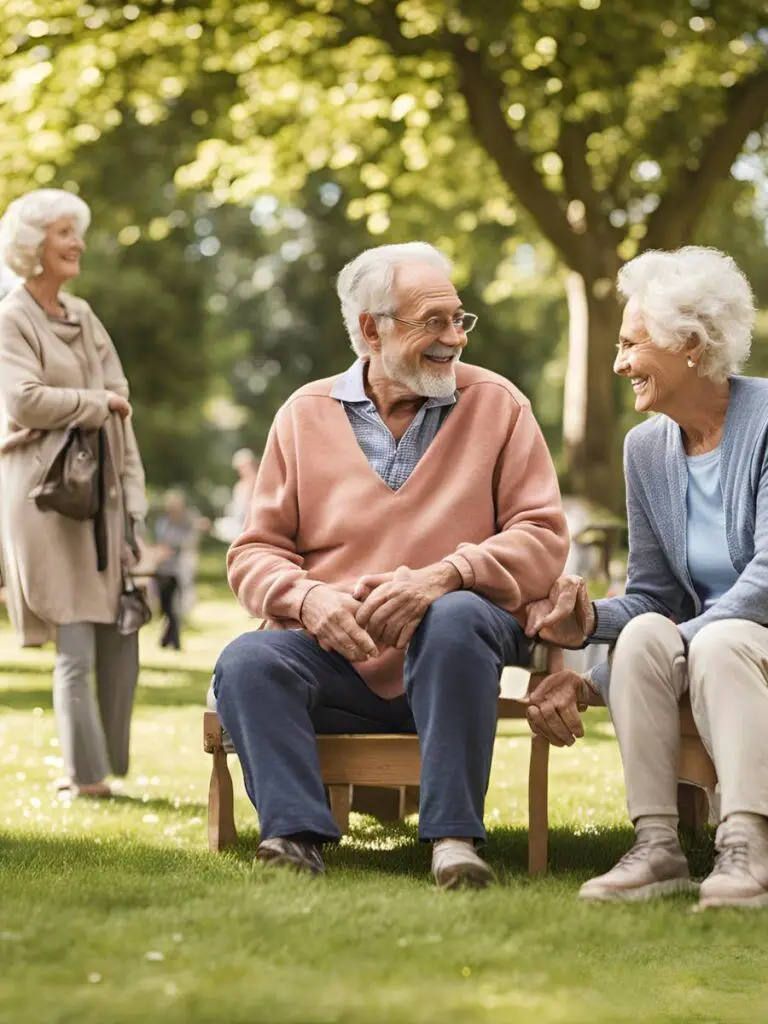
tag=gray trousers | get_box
[53,622,139,785]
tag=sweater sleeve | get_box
[442,400,569,611]
[0,309,110,430]
[227,406,322,622]
[590,435,687,642]
[679,442,768,642]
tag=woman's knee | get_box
[613,612,681,663]
[687,620,748,699]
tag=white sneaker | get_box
[431,839,494,890]
[579,838,695,902]
[697,818,768,910]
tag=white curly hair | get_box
[0,189,90,280]
[336,242,453,356]
[617,246,755,383]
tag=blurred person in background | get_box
[526,247,768,911]
[212,448,260,544]
[0,188,148,799]
[153,489,210,650]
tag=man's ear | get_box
[360,312,381,353]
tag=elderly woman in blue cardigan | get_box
[526,246,768,910]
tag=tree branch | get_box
[558,121,621,246]
[644,66,768,251]
[451,38,604,275]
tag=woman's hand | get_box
[107,392,132,420]
[524,574,595,648]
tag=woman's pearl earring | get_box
[687,358,696,369]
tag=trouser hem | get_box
[259,820,342,844]
[418,821,486,842]
[629,805,680,822]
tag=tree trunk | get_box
[563,274,624,511]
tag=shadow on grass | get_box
[108,794,208,817]
[216,818,717,882]
[0,668,211,712]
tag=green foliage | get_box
[0,1,766,503]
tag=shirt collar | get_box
[330,358,457,409]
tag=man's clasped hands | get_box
[300,568,595,753]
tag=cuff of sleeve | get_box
[295,580,326,625]
[589,597,623,643]
[442,553,474,590]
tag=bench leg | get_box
[349,785,420,822]
[351,785,402,821]
[677,782,709,834]
[328,785,352,833]
[208,747,238,852]
[528,735,550,875]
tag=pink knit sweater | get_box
[228,362,569,697]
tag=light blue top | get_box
[685,447,739,611]
[589,376,768,695]
[330,359,456,491]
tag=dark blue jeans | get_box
[212,591,530,843]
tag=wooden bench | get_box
[203,650,716,874]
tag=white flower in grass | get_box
[87,973,102,984]
[145,951,165,962]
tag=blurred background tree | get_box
[0,0,766,510]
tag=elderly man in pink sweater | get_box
[213,242,569,886]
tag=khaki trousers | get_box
[607,613,768,822]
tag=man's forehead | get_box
[392,262,459,304]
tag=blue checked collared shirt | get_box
[330,359,456,491]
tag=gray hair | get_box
[336,242,453,356]
[617,246,755,383]
[0,189,90,280]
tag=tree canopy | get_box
[1,0,766,504]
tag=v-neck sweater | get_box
[228,361,569,697]
[589,375,768,694]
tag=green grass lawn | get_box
[1,553,766,1023]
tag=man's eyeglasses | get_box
[374,312,478,336]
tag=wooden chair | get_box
[203,649,717,874]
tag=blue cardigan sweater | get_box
[590,375,768,694]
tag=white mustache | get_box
[424,346,457,358]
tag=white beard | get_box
[381,348,458,399]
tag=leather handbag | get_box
[116,573,152,635]
[29,427,100,520]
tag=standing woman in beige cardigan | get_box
[0,189,148,797]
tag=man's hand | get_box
[524,574,595,648]
[353,563,461,650]
[524,670,586,747]
[300,585,379,663]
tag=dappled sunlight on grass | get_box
[1,592,766,1023]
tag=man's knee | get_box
[414,591,492,648]
[213,630,292,702]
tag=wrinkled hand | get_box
[107,392,132,420]
[353,563,461,650]
[524,574,595,648]
[300,585,379,663]
[524,670,586,747]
